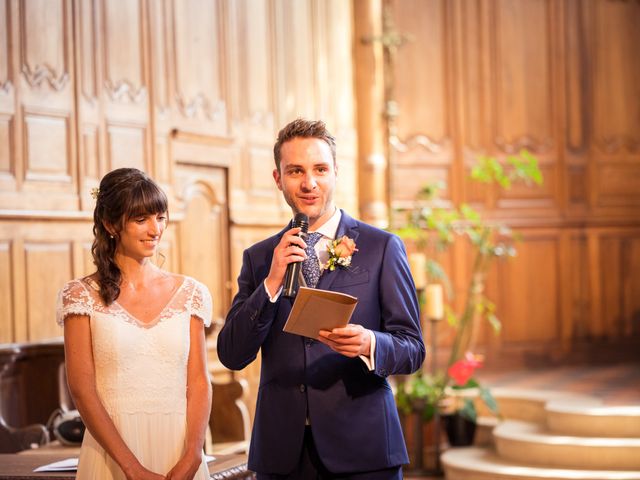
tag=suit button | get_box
[299,384,306,393]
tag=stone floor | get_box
[402,361,640,479]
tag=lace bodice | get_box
[56,276,212,415]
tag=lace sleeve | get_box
[56,279,95,326]
[190,279,212,327]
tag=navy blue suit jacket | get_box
[218,211,425,475]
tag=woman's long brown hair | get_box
[90,168,168,305]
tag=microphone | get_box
[282,213,309,298]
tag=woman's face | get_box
[115,212,167,260]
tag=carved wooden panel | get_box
[0,0,8,92]
[0,115,10,175]
[590,1,640,214]
[599,233,640,338]
[567,232,590,340]
[75,0,104,209]
[174,166,230,331]
[592,1,640,157]
[23,112,70,181]
[171,0,227,137]
[11,0,77,210]
[101,0,150,173]
[24,241,73,340]
[390,0,454,205]
[498,232,559,343]
[0,0,12,182]
[225,0,281,222]
[492,0,555,155]
[106,124,146,171]
[274,0,315,124]
[227,0,274,142]
[0,240,13,341]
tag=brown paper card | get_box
[283,287,358,339]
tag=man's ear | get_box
[273,168,283,191]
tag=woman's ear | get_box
[102,221,116,237]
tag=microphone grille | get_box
[292,213,309,233]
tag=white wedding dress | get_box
[56,276,212,480]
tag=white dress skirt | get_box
[57,276,212,480]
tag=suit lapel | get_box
[316,210,360,291]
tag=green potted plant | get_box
[395,150,543,446]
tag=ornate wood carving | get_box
[21,64,68,91]
[19,0,70,91]
[104,79,147,103]
[390,134,448,154]
[175,93,225,121]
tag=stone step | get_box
[475,388,602,423]
[442,446,640,480]
[475,416,499,446]
[546,401,640,438]
[494,420,640,470]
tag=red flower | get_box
[447,352,483,386]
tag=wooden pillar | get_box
[353,0,389,229]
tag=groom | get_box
[218,118,425,479]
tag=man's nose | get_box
[302,173,317,190]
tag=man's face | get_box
[273,137,337,229]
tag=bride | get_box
[57,168,212,480]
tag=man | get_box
[218,118,425,479]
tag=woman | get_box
[56,168,212,480]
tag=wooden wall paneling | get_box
[147,0,172,184]
[0,0,16,199]
[226,0,282,226]
[273,0,316,125]
[489,0,559,217]
[24,241,73,340]
[591,1,640,216]
[9,235,26,341]
[170,139,231,328]
[11,0,78,211]
[170,0,228,138]
[390,0,454,208]
[598,230,640,339]
[562,0,590,217]
[73,0,104,211]
[454,0,492,209]
[563,231,587,343]
[622,235,640,337]
[75,0,106,210]
[352,0,389,228]
[311,0,358,216]
[101,0,151,173]
[0,240,14,341]
[0,218,95,343]
[496,230,560,345]
[584,231,603,342]
[599,234,624,338]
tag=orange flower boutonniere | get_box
[325,235,358,271]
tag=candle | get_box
[408,252,427,290]
[425,283,444,320]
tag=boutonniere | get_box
[325,235,358,271]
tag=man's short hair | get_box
[273,118,337,171]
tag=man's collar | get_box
[311,208,341,240]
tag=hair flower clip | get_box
[90,187,100,200]
[325,235,358,271]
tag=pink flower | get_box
[325,236,358,271]
[333,235,358,258]
[447,352,483,386]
